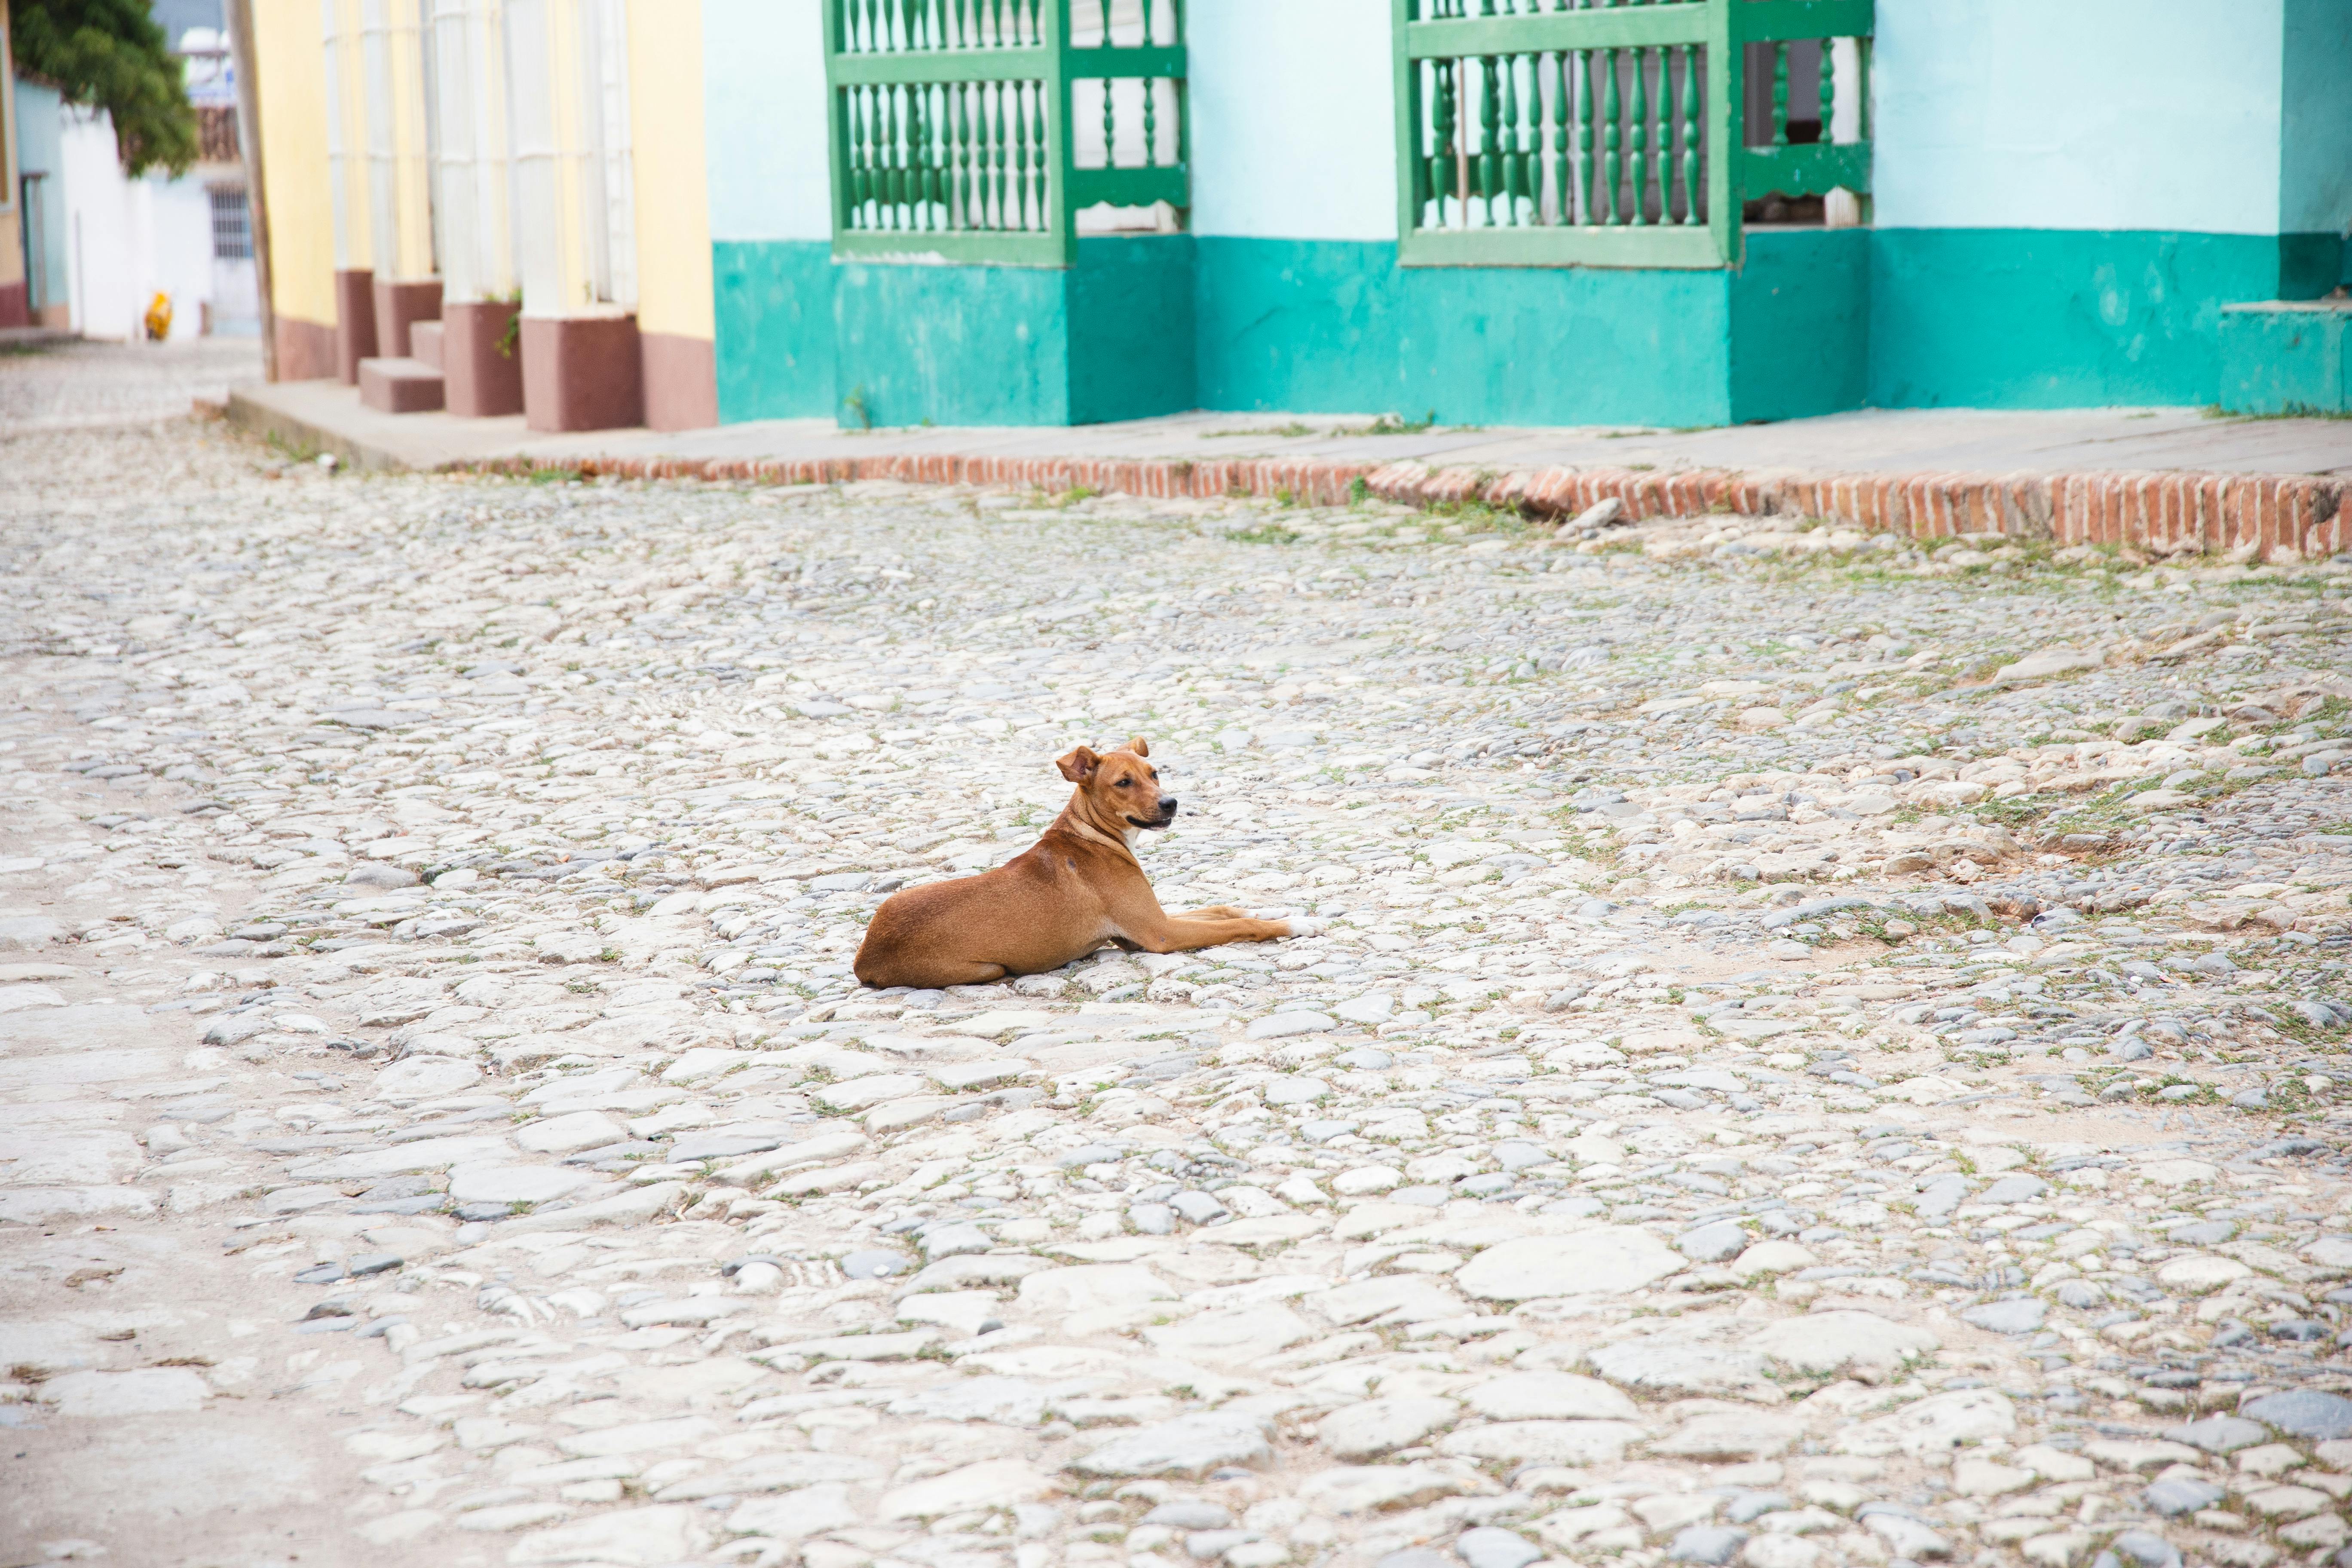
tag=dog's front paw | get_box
[1281,916,1327,939]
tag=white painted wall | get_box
[704,0,830,242]
[1873,0,2285,233]
[1188,0,1395,241]
[58,105,241,341]
[61,110,138,339]
[152,183,221,335]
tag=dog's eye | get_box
[1115,778,1131,787]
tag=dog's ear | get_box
[1127,735,1150,758]
[1056,746,1101,783]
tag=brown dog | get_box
[853,737,1306,989]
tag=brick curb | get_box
[460,450,2349,567]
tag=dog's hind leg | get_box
[920,960,1011,987]
[857,958,1009,989]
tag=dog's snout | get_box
[1159,798,1181,816]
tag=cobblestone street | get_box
[7,396,2352,1568]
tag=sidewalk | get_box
[226,376,2352,562]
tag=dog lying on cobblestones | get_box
[854,737,1305,988]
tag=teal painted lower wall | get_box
[1731,230,1871,423]
[712,227,2339,426]
[714,241,834,423]
[2220,303,2352,414]
[1195,231,1862,427]
[1193,236,1741,426]
[1068,238,1198,423]
[832,259,1075,426]
[1869,230,2335,409]
[1392,257,1740,427]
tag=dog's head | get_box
[1057,735,1178,833]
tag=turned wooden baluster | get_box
[926,85,946,226]
[1496,54,1521,225]
[1771,40,1788,146]
[1546,50,1567,225]
[1679,43,1699,223]
[1028,82,1047,228]
[1819,37,1836,141]
[1014,82,1033,228]
[889,86,910,226]
[1573,49,1592,223]
[1427,59,1454,226]
[1477,56,1501,226]
[1626,46,1647,224]
[904,83,924,227]
[990,81,1008,227]
[847,88,868,226]
[1599,48,1620,224]
[950,83,968,227]
[1653,43,1670,221]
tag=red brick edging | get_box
[458,453,2348,565]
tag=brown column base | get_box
[641,332,718,432]
[274,315,338,381]
[334,269,377,384]
[521,314,643,432]
[443,301,525,417]
[370,276,443,359]
[0,281,28,330]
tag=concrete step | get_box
[2221,298,2352,415]
[410,320,445,371]
[357,356,446,415]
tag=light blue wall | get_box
[12,80,68,313]
[703,0,830,242]
[1188,0,1395,242]
[704,0,835,421]
[1873,1,2284,234]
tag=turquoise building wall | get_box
[701,0,2352,429]
[12,79,70,318]
[704,0,834,423]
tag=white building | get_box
[19,17,255,341]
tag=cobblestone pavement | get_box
[6,409,2352,1568]
[2,337,262,432]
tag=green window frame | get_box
[824,0,1190,269]
[1392,0,1872,270]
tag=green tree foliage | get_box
[9,0,200,178]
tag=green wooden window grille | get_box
[1393,0,1872,269]
[824,0,1189,268]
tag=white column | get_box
[361,0,401,275]
[577,0,635,307]
[502,0,565,314]
[322,0,353,269]
[429,0,478,300]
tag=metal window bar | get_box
[1393,0,1870,270]
[209,187,255,259]
[824,0,1188,267]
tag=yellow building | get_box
[248,0,714,430]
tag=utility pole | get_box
[224,0,277,380]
